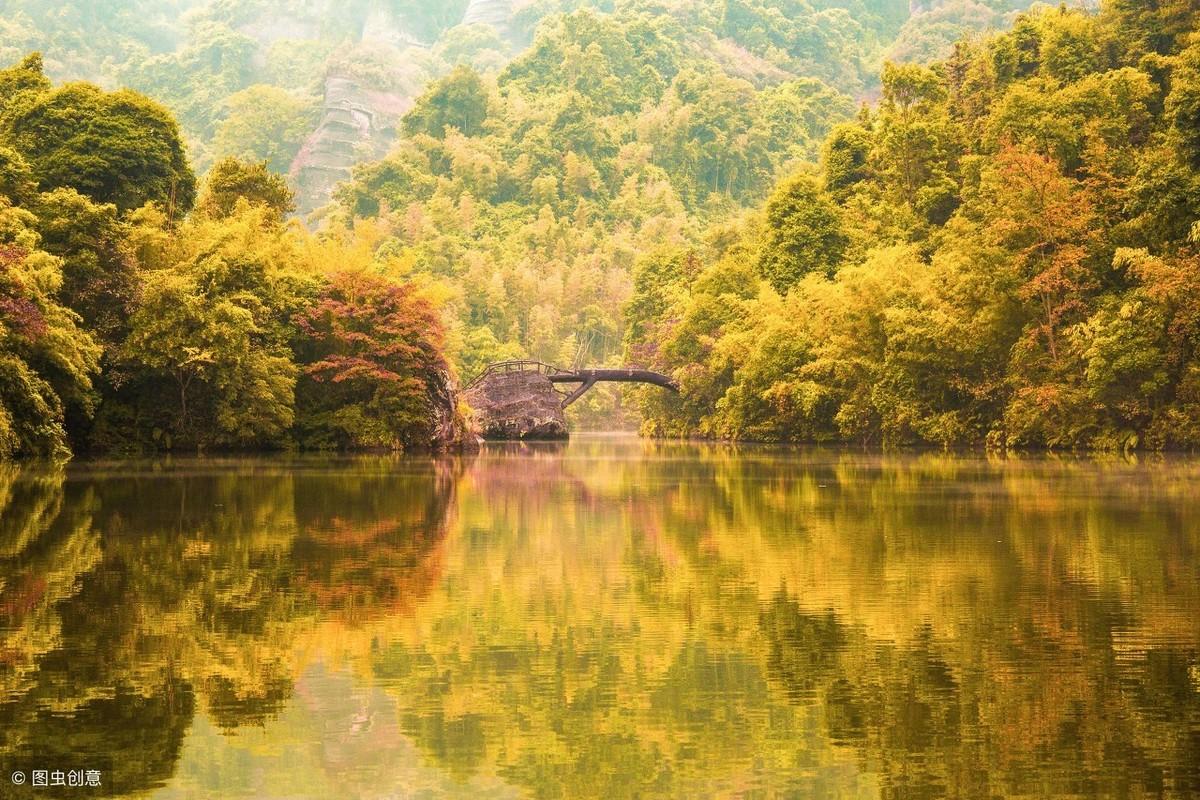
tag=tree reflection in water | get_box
[0,458,458,796]
[0,443,1196,798]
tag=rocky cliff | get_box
[287,0,518,217]
[429,368,481,450]
[289,72,415,216]
[462,0,514,36]
[464,372,569,440]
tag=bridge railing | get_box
[464,360,568,391]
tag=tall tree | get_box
[120,269,296,448]
[294,271,451,450]
[1,60,195,215]
[757,174,847,291]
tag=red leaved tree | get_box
[294,271,449,449]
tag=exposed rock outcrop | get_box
[286,0,519,217]
[462,0,514,36]
[464,372,569,441]
[289,73,414,216]
[426,368,478,450]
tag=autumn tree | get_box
[294,271,451,450]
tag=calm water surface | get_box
[1,436,1198,799]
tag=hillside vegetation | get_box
[1,0,1195,455]
[324,0,1051,424]
[626,1,1200,450]
[0,53,463,456]
[1,0,1049,182]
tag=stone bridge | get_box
[463,360,678,440]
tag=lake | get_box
[1,436,1198,798]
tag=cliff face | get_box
[288,0,518,217]
[462,0,514,35]
[289,73,414,216]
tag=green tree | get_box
[121,268,296,448]
[1,61,196,215]
[0,52,49,119]
[874,61,962,223]
[32,188,137,344]
[500,10,683,115]
[624,2,1200,451]
[644,68,773,204]
[1106,0,1200,56]
[756,174,847,291]
[392,0,473,42]
[457,325,525,384]
[403,66,491,139]
[195,158,295,221]
[822,122,873,198]
[120,21,257,144]
[212,85,318,174]
[625,248,699,348]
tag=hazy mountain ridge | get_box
[3,0,1053,214]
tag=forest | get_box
[0,0,1197,456]
[626,0,1200,449]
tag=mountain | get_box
[2,0,1055,214]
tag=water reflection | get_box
[0,441,1197,798]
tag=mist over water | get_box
[1,438,1198,798]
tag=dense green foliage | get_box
[886,0,1078,64]
[0,0,1054,178]
[329,5,869,431]
[0,56,454,456]
[195,157,295,219]
[0,53,196,215]
[757,173,847,288]
[626,2,1200,450]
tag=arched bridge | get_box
[463,360,678,440]
[465,360,678,409]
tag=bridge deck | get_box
[465,361,678,408]
[546,369,677,390]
